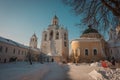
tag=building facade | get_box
[0,33,40,63]
[40,15,69,62]
[70,25,106,63]
[107,25,120,61]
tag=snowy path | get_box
[0,62,49,80]
[42,63,70,80]
[0,62,71,80]
[0,62,99,80]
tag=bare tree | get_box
[63,0,120,31]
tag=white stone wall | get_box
[0,42,28,63]
[40,25,69,61]
[29,34,37,48]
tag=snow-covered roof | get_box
[0,36,28,49]
[108,40,120,47]
[30,47,40,52]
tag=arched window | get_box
[85,49,88,56]
[32,39,34,42]
[18,50,20,55]
[0,46,3,52]
[64,42,67,47]
[13,49,15,54]
[93,49,97,55]
[56,32,59,39]
[44,34,47,41]
[50,30,53,40]
[64,33,67,40]
[5,47,8,53]
[111,49,112,54]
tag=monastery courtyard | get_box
[0,62,120,80]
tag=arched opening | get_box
[44,34,47,41]
[64,42,67,47]
[50,30,53,40]
[0,46,3,52]
[85,49,88,56]
[13,49,15,54]
[93,49,97,55]
[64,33,67,40]
[56,32,59,39]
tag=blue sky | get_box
[0,0,108,48]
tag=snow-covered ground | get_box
[0,62,70,80]
[0,62,120,80]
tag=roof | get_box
[83,25,98,34]
[0,36,28,49]
[53,15,58,19]
[32,33,37,38]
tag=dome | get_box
[80,25,103,39]
[83,25,98,34]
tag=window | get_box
[22,51,23,55]
[64,33,67,40]
[0,46,3,52]
[18,50,20,55]
[85,49,88,56]
[93,49,97,55]
[56,32,59,39]
[64,42,67,47]
[13,49,15,54]
[33,39,34,41]
[50,30,53,40]
[44,34,47,41]
[111,49,112,54]
[5,47,8,53]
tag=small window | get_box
[13,49,15,54]
[85,49,88,56]
[5,47,8,53]
[22,51,23,55]
[93,49,97,55]
[111,49,112,54]
[18,50,20,55]
[64,42,67,47]
[0,46,3,52]
[44,34,47,41]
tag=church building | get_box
[40,15,69,62]
[70,25,106,63]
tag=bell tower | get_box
[52,15,59,25]
[29,33,37,48]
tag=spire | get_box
[32,32,37,38]
[52,15,59,25]
[29,33,37,48]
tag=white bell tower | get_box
[29,33,38,48]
